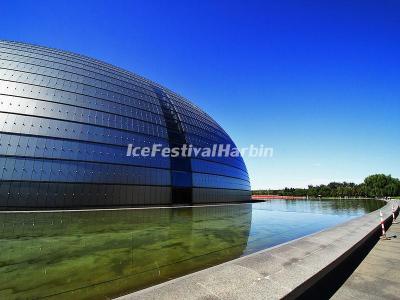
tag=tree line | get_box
[252,174,400,198]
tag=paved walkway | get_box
[332,217,400,300]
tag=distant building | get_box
[0,40,250,209]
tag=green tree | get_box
[252,174,400,198]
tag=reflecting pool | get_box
[0,199,384,299]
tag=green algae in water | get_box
[0,199,384,299]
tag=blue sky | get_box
[1,0,399,189]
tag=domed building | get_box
[0,40,250,209]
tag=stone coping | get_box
[117,200,399,300]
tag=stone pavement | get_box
[331,215,400,300]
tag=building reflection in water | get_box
[0,204,252,299]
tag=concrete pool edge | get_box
[116,200,399,300]
[0,201,266,213]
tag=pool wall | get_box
[117,200,399,300]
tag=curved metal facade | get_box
[0,40,250,209]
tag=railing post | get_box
[380,210,390,240]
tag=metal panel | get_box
[0,40,250,209]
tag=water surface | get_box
[0,199,384,299]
